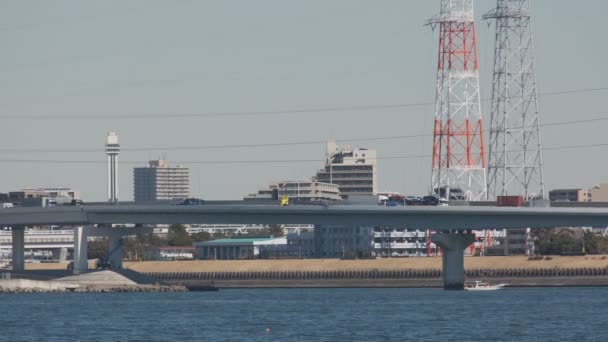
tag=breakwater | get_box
[145,266,608,281]
[142,267,608,288]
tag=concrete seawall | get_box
[139,262,608,288]
[162,277,608,288]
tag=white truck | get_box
[2,203,13,209]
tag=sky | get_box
[1,0,607,201]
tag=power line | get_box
[0,86,606,120]
[1,141,607,165]
[1,111,608,154]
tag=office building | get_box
[133,160,190,201]
[315,140,377,199]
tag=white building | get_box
[194,236,287,260]
[245,180,341,202]
[315,140,377,199]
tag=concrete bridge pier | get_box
[432,231,476,290]
[11,226,25,273]
[51,247,68,262]
[108,230,124,270]
[73,226,89,275]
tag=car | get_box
[422,195,440,206]
[96,257,111,270]
[405,196,423,206]
[177,198,205,205]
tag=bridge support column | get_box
[108,231,123,270]
[432,231,475,290]
[11,226,25,273]
[73,226,88,275]
[51,247,68,262]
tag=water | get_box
[1,288,607,341]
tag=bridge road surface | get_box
[2,205,608,229]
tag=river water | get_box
[1,288,606,341]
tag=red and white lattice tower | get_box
[427,0,487,201]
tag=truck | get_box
[2,203,13,209]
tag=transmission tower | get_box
[427,0,487,201]
[484,0,545,200]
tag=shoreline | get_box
[163,277,608,289]
[17,256,608,290]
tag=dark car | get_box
[422,195,440,206]
[405,196,423,206]
[178,198,205,205]
[96,257,111,270]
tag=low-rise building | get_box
[286,231,315,258]
[549,189,590,202]
[589,184,608,202]
[194,236,287,260]
[245,180,341,202]
[146,246,196,261]
[373,228,430,257]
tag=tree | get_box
[259,224,285,237]
[88,239,108,259]
[167,224,193,246]
[123,233,163,261]
[191,231,212,242]
[531,228,584,255]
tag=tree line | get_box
[532,229,608,255]
[88,224,285,260]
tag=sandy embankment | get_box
[25,256,608,273]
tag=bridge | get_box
[3,203,608,290]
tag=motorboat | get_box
[464,280,507,291]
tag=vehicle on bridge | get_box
[175,198,206,206]
[279,196,289,206]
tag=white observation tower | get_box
[105,132,120,203]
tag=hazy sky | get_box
[1,0,607,201]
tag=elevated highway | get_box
[3,203,608,290]
[2,204,608,229]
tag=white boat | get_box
[464,280,507,291]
